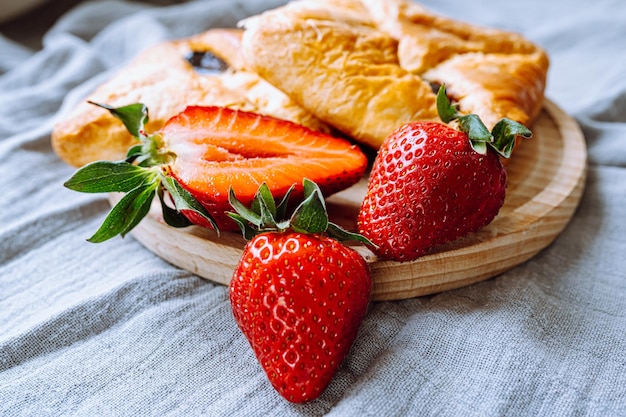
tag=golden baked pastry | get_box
[361,0,549,130]
[240,0,548,147]
[240,0,439,149]
[53,0,549,166]
[52,29,329,167]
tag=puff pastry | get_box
[53,0,549,166]
[361,0,549,130]
[240,1,439,149]
[240,0,548,147]
[52,29,328,167]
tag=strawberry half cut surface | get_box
[162,106,368,229]
[64,103,368,242]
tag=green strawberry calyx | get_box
[436,84,533,158]
[64,102,218,243]
[227,178,375,247]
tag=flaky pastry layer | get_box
[52,0,549,166]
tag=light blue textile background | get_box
[1,0,625,416]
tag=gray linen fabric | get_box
[1,0,625,416]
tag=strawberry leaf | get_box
[302,178,324,207]
[226,212,258,240]
[64,161,157,193]
[91,101,175,168]
[126,144,144,162]
[436,84,460,123]
[89,101,149,139]
[87,181,158,243]
[490,118,533,158]
[458,114,493,155]
[161,175,219,234]
[228,187,262,227]
[251,183,278,228]
[257,200,276,229]
[251,183,277,219]
[157,187,193,228]
[228,179,373,247]
[290,180,328,233]
[433,85,533,158]
[327,222,376,247]
[275,185,295,221]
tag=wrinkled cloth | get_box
[1,0,625,416]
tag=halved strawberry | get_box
[64,103,368,241]
[163,106,368,229]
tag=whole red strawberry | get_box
[358,85,532,261]
[228,180,372,403]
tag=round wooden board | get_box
[121,100,587,301]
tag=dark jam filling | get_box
[185,51,229,74]
[428,81,442,95]
[428,80,457,103]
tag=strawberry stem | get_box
[86,178,159,243]
[63,160,158,193]
[435,84,532,158]
[436,85,461,123]
[290,182,328,234]
[228,179,375,247]
[88,101,149,139]
[490,118,533,158]
[64,102,219,242]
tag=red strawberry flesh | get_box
[161,106,368,230]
